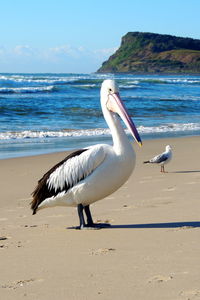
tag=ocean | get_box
[0,73,200,159]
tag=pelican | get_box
[143,145,172,173]
[31,80,142,229]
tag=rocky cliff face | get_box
[97,32,200,73]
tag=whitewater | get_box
[0,73,200,159]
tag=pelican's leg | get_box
[77,204,86,229]
[84,205,94,226]
[84,205,111,228]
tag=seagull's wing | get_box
[150,152,169,164]
[31,146,106,213]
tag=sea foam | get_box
[1,123,200,140]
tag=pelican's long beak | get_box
[108,92,142,147]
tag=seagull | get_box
[31,79,142,229]
[143,145,172,173]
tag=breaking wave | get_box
[1,123,200,140]
[0,85,55,94]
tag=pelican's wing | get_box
[150,152,168,164]
[31,146,106,213]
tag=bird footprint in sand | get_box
[90,248,116,255]
[148,275,173,283]
[0,278,43,289]
[163,186,176,192]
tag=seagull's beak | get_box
[108,92,142,147]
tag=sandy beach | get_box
[0,136,200,300]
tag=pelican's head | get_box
[101,79,142,147]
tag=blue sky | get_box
[0,0,200,73]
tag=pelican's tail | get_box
[30,175,50,215]
[30,190,41,215]
[30,201,37,215]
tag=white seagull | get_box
[31,80,142,229]
[143,145,172,173]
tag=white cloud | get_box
[0,46,5,55]
[92,47,117,62]
[47,45,84,59]
[13,45,36,56]
[49,45,73,55]
[0,44,116,73]
[94,47,117,56]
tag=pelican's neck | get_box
[103,106,133,154]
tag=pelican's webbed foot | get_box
[76,222,110,230]
[86,222,111,229]
[84,205,111,228]
[76,204,111,230]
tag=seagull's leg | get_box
[84,205,111,228]
[163,165,168,173]
[77,204,86,229]
[161,165,163,172]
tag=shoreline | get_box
[0,135,200,299]
[1,133,200,160]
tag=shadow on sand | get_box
[171,170,200,174]
[109,221,200,229]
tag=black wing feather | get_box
[31,149,87,214]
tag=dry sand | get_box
[0,136,200,300]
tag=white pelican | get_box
[143,145,172,173]
[31,80,142,229]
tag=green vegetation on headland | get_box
[97,32,200,74]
